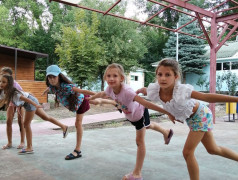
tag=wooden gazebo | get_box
[0,44,48,103]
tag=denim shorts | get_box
[23,94,39,112]
[130,108,150,130]
[186,103,213,132]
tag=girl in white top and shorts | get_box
[137,58,238,180]
[0,74,68,155]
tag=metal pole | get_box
[176,22,179,61]
[15,49,17,80]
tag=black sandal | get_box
[65,149,82,160]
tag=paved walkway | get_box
[0,112,238,180]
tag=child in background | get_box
[137,58,238,180]
[0,74,68,154]
[0,67,25,150]
[88,63,174,180]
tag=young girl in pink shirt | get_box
[89,63,175,180]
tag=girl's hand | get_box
[89,98,102,105]
[175,119,184,124]
[136,87,147,95]
[167,113,175,124]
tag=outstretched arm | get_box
[136,87,148,95]
[191,91,238,103]
[134,95,175,124]
[41,87,49,96]
[72,87,96,96]
[20,96,43,109]
[88,91,107,100]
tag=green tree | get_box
[139,27,168,86]
[223,71,238,96]
[163,14,208,83]
[55,10,104,88]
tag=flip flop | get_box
[17,145,25,149]
[165,129,174,145]
[63,126,69,138]
[2,144,12,150]
[123,173,143,180]
[18,149,34,155]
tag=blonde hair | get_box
[103,63,126,81]
[156,58,182,80]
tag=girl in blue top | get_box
[137,58,238,180]
[44,65,110,160]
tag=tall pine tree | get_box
[163,14,208,83]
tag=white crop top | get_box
[147,82,196,122]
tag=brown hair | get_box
[1,67,13,75]
[103,63,126,81]
[0,74,21,107]
[45,73,77,112]
[155,58,182,80]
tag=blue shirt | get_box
[49,82,84,112]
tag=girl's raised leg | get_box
[183,131,205,180]
[147,121,173,144]
[201,131,238,161]
[35,108,68,134]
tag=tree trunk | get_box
[100,73,104,91]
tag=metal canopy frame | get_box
[49,0,238,123]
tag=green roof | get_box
[204,41,238,59]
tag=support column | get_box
[209,14,217,123]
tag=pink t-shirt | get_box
[105,84,144,122]
[14,81,23,91]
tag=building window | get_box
[223,62,230,70]
[216,63,222,71]
[131,75,138,81]
[231,62,238,70]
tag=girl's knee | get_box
[183,149,194,160]
[206,147,219,155]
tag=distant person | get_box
[0,74,68,154]
[0,67,25,150]
[43,65,115,160]
[137,58,238,180]
[88,63,174,180]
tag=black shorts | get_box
[130,108,150,130]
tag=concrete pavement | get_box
[0,112,238,180]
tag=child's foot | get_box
[164,129,174,145]
[63,126,69,138]
[2,144,12,150]
[17,143,25,149]
[18,148,34,155]
[122,172,143,180]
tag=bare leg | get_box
[2,106,15,149]
[35,108,67,132]
[123,128,146,180]
[183,131,205,180]
[23,111,35,151]
[147,121,172,144]
[202,131,238,161]
[17,107,25,148]
[74,113,84,154]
